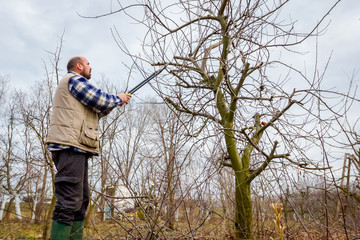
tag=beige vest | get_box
[46,72,100,154]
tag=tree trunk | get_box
[0,196,7,221]
[224,123,254,239]
[4,197,14,220]
[234,173,253,239]
[35,165,48,223]
[85,202,94,226]
[31,197,38,223]
[35,199,46,224]
[167,188,175,230]
[43,195,56,240]
[14,193,22,220]
[225,125,255,239]
[166,148,175,230]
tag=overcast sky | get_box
[0,0,147,92]
[0,0,359,96]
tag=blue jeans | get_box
[51,148,90,226]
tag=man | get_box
[46,56,131,239]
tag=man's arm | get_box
[68,75,129,117]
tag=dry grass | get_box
[0,203,358,239]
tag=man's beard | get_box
[81,70,91,79]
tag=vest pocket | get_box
[79,121,99,148]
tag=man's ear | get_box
[77,63,83,70]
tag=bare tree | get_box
[334,73,360,204]
[146,104,192,231]
[94,0,347,238]
[0,95,28,221]
[85,77,128,223]
[16,36,63,238]
[0,76,9,220]
[0,75,8,104]
[17,77,55,226]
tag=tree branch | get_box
[165,97,221,124]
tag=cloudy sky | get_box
[0,0,148,92]
[0,0,359,96]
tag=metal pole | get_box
[128,65,167,94]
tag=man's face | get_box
[79,58,92,79]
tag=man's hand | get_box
[118,93,132,106]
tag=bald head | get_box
[67,56,83,71]
[67,56,92,79]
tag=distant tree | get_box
[0,96,27,221]
[147,105,189,230]
[18,36,64,238]
[332,75,360,218]
[18,76,56,225]
[0,75,8,104]
[86,77,128,223]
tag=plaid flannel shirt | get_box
[47,72,122,155]
[68,72,122,118]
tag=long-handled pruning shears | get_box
[127,65,167,94]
